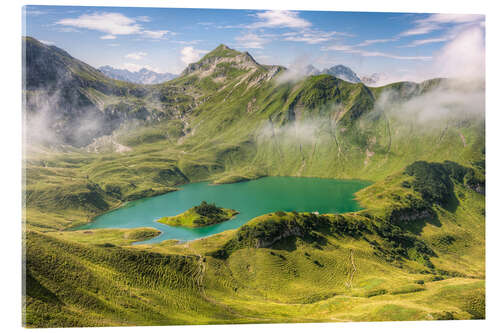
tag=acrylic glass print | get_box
[22,5,485,327]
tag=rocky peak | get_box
[321,65,361,83]
[181,44,262,77]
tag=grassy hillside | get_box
[24,160,485,326]
[23,41,485,326]
[157,201,239,227]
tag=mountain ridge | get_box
[22,36,472,149]
[321,64,361,83]
[98,65,178,84]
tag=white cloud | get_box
[400,24,439,37]
[142,30,171,39]
[181,47,208,65]
[172,40,203,45]
[404,37,448,47]
[56,12,171,40]
[100,34,116,40]
[125,52,147,60]
[135,16,151,22]
[24,8,48,16]
[235,33,267,49]
[357,38,398,47]
[366,26,485,84]
[249,10,311,29]
[56,12,141,35]
[235,29,350,48]
[283,30,341,44]
[431,27,484,79]
[424,13,484,25]
[323,44,354,52]
[322,44,432,61]
[400,13,484,37]
[370,53,429,61]
[376,81,484,128]
[39,40,55,45]
[276,54,319,84]
[56,27,80,33]
[116,63,161,73]
[360,51,431,61]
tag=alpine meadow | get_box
[22,6,485,327]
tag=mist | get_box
[376,79,485,128]
[256,76,484,150]
[275,54,320,84]
[381,26,485,85]
[259,117,330,144]
[23,88,117,148]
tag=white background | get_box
[1,0,498,332]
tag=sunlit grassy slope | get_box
[23,42,485,326]
[24,160,485,326]
[157,202,238,227]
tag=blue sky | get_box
[23,6,485,79]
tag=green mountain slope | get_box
[24,37,160,146]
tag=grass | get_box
[47,228,162,246]
[157,203,239,228]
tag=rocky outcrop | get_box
[253,222,304,248]
[388,206,435,228]
[181,45,261,77]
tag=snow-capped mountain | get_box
[320,65,361,83]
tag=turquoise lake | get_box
[74,177,371,244]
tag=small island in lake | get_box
[157,201,239,228]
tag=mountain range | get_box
[21,37,397,147]
[99,61,375,87]
[301,64,387,86]
[301,64,361,83]
[98,65,178,84]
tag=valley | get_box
[71,177,370,243]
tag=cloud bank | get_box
[431,27,485,80]
[125,52,147,60]
[56,12,172,40]
[180,46,208,65]
[249,10,311,29]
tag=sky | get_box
[23,5,485,82]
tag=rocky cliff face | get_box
[254,222,305,248]
[321,65,361,83]
[181,44,283,84]
[23,37,153,146]
[388,206,436,229]
[23,39,290,147]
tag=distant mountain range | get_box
[99,62,377,87]
[320,65,361,83]
[98,65,178,84]
[306,64,386,86]
[98,62,385,87]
